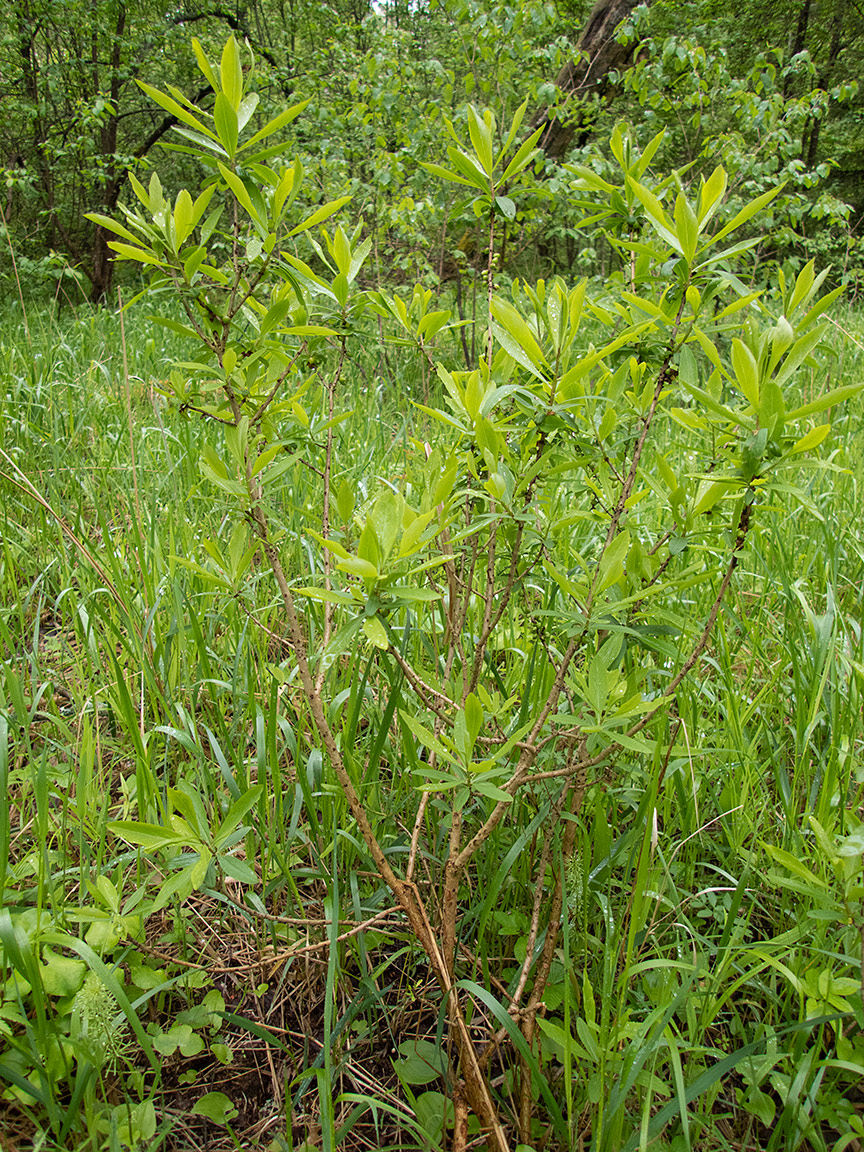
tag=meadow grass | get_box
[0,296,862,1152]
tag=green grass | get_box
[0,294,862,1152]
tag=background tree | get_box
[530,0,648,159]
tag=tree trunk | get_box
[783,0,811,97]
[803,0,847,169]
[532,0,648,159]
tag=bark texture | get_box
[533,0,647,159]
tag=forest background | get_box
[1,2,864,1152]
[3,0,864,301]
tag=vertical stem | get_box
[486,204,495,365]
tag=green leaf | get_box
[692,478,734,515]
[393,1039,446,1086]
[329,224,350,275]
[388,584,441,603]
[285,324,338,337]
[170,785,210,838]
[336,479,355,522]
[731,339,760,409]
[217,785,264,842]
[837,829,864,857]
[502,98,528,153]
[156,1022,205,1057]
[357,521,381,569]
[697,166,727,227]
[759,379,785,436]
[173,189,194,248]
[402,713,458,767]
[274,159,302,217]
[501,126,543,183]
[464,692,484,748]
[681,380,753,429]
[567,164,617,194]
[220,37,243,110]
[587,652,608,715]
[85,212,146,245]
[474,780,514,803]
[307,531,350,559]
[419,161,479,189]
[336,555,378,580]
[192,39,219,91]
[40,948,86,997]
[107,241,164,267]
[152,867,197,913]
[761,842,829,889]
[213,93,239,156]
[107,821,186,850]
[259,298,292,336]
[491,298,546,370]
[136,80,218,143]
[786,380,864,422]
[495,195,516,220]
[189,847,212,890]
[467,105,494,175]
[295,586,356,605]
[237,92,259,132]
[702,184,783,249]
[445,147,490,191]
[789,424,830,455]
[288,196,351,237]
[673,191,698,262]
[369,489,403,560]
[799,285,844,329]
[397,510,436,557]
[200,446,246,497]
[217,162,260,223]
[772,324,827,387]
[362,616,389,649]
[596,531,630,593]
[628,179,681,253]
[218,853,257,884]
[192,1091,238,1126]
[243,99,311,150]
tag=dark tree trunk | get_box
[783,0,811,97]
[90,3,126,302]
[791,0,812,58]
[532,0,648,160]
[803,0,847,169]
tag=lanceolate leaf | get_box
[243,99,311,149]
[786,380,864,422]
[107,822,187,850]
[702,184,784,249]
[501,126,543,183]
[136,81,219,142]
[217,162,261,223]
[107,241,164,267]
[288,196,352,236]
[731,338,760,409]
